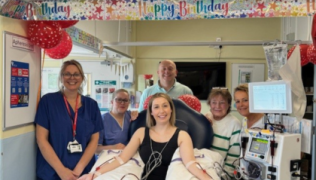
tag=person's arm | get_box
[223,123,241,178]
[73,132,100,176]
[36,124,77,180]
[178,131,213,180]
[96,143,125,154]
[79,128,144,180]
[204,112,213,125]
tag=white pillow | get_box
[166,148,224,180]
[91,149,144,180]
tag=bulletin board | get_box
[2,31,41,130]
[231,63,265,110]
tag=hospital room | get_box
[0,0,315,179]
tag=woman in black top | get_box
[79,93,213,180]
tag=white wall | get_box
[281,16,312,41]
[75,21,134,56]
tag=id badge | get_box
[67,140,82,153]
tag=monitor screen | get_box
[249,138,269,155]
[248,80,292,114]
[175,62,226,100]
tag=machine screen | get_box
[249,138,268,155]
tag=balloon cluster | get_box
[27,20,78,59]
[178,94,201,112]
[287,44,309,66]
[143,94,201,112]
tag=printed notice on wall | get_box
[94,80,117,111]
[10,61,29,108]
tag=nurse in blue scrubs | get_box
[96,89,138,154]
[35,60,103,180]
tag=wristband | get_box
[185,160,196,169]
[115,156,124,165]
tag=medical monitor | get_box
[249,138,269,155]
[248,80,292,114]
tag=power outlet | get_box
[214,37,222,49]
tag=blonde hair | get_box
[234,83,249,95]
[207,89,232,114]
[58,60,86,94]
[146,93,176,128]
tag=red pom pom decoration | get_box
[27,21,62,49]
[143,95,153,110]
[307,44,316,64]
[45,30,73,59]
[178,94,201,112]
[143,74,153,80]
[287,44,309,66]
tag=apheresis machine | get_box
[236,81,302,180]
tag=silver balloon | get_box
[263,44,288,81]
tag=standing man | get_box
[138,59,193,111]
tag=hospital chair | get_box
[128,98,213,149]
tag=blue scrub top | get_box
[98,111,131,146]
[35,92,103,180]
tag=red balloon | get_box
[178,94,201,112]
[27,21,62,49]
[143,95,153,110]
[307,44,316,64]
[45,30,73,59]
[57,20,79,28]
[312,14,316,46]
[287,44,309,66]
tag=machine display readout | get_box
[249,138,268,155]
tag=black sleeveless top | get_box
[139,127,180,180]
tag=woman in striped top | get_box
[204,88,241,179]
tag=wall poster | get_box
[3,31,41,130]
[10,61,29,108]
[94,80,117,111]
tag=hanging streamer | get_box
[0,0,312,21]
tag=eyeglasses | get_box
[210,100,227,106]
[115,98,130,104]
[212,87,228,90]
[63,73,81,79]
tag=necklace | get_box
[142,131,172,180]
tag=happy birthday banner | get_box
[0,0,315,20]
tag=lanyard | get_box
[63,94,79,139]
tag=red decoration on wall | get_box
[287,44,309,66]
[307,44,316,64]
[143,95,153,110]
[57,20,79,28]
[27,21,62,49]
[143,74,153,80]
[45,30,73,59]
[178,94,201,112]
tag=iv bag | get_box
[263,44,288,81]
